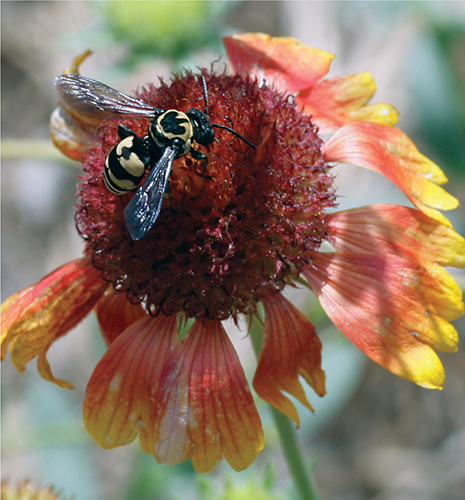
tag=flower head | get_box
[3,33,464,472]
[77,70,334,320]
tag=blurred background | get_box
[2,2,465,499]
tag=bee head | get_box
[186,108,215,146]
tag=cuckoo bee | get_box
[54,74,255,241]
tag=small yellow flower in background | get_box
[2,33,464,473]
[1,479,71,500]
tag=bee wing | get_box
[54,74,158,120]
[124,145,179,240]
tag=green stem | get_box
[1,139,76,165]
[249,322,320,500]
[270,407,320,500]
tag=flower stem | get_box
[270,406,320,500]
[249,320,321,500]
[1,139,76,164]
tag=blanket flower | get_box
[2,33,463,472]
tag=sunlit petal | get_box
[326,205,465,269]
[323,122,459,225]
[298,72,398,133]
[224,32,334,93]
[304,249,461,388]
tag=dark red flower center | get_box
[76,70,335,320]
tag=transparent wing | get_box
[124,145,179,240]
[54,74,158,120]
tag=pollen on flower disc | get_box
[76,70,335,320]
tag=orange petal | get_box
[224,33,334,94]
[297,72,398,134]
[253,293,326,426]
[154,319,264,472]
[95,288,148,345]
[326,206,464,324]
[326,205,465,269]
[323,122,459,225]
[50,51,102,161]
[1,257,107,388]
[83,314,178,452]
[84,316,264,472]
[304,249,462,389]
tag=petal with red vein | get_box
[326,205,465,269]
[95,288,147,345]
[297,72,398,133]
[84,314,178,452]
[253,293,326,426]
[224,33,334,94]
[1,257,106,388]
[323,122,459,224]
[304,250,461,389]
[155,319,264,472]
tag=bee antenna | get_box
[201,74,209,115]
[201,74,255,150]
[212,124,256,150]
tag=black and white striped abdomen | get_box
[104,135,148,195]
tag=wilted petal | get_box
[62,49,94,75]
[224,32,334,94]
[154,319,264,472]
[323,122,459,225]
[298,72,398,133]
[95,288,148,345]
[50,50,102,161]
[50,106,100,161]
[1,257,107,388]
[84,314,178,451]
[304,247,462,388]
[254,293,326,426]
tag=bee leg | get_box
[190,148,208,164]
[190,148,211,177]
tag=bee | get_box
[54,73,255,240]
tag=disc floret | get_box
[77,71,335,319]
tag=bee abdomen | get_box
[104,136,148,195]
